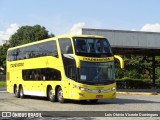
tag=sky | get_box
[1,0,160,44]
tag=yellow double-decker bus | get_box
[6,34,123,103]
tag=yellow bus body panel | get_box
[6,34,118,101]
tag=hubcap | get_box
[49,90,53,99]
[20,89,23,96]
[15,88,18,95]
[58,90,63,101]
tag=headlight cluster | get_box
[102,87,116,92]
[73,84,89,91]
[73,84,116,93]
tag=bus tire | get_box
[48,87,56,102]
[57,87,66,103]
[14,86,20,98]
[19,86,25,98]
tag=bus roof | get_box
[8,34,105,50]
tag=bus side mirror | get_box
[114,55,124,69]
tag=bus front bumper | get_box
[68,87,116,100]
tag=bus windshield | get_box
[78,61,115,84]
[73,37,112,56]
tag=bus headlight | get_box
[73,84,88,91]
[100,87,116,93]
[111,87,116,90]
[80,87,89,91]
[73,84,116,93]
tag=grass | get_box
[0,81,6,88]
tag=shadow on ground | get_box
[18,95,160,105]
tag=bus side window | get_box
[22,68,61,81]
[76,40,87,53]
[58,38,73,54]
[66,45,72,54]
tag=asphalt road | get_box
[0,92,160,120]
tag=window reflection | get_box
[22,68,61,81]
[79,62,115,82]
[8,41,58,61]
[74,38,112,54]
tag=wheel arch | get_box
[46,85,62,98]
[46,85,52,97]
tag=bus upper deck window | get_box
[77,40,87,53]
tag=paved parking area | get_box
[0,92,159,119]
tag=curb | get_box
[116,92,158,95]
[0,91,7,93]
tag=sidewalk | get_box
[117,89,160,95]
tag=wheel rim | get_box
[15,88,18,95]
[20,88,23,97]
[49,89,53,99]
[58,89,63,101]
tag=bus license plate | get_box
[96,95,103,98]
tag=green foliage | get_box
[0,81,6,88]
[121,77,132,80]
[0,25,55,71]
[115,55,156,80]
[115,55,160,89]
[116,79,151,89]
[0,44,10,73]
[156,79,160,88]
[9,24,54,47]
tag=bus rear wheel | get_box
[19,86,25,98]
[57,87,66,103]
[48,87,56,102]
[14,86,20,98]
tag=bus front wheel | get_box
[57,87,66,103]
[48,87,56,102]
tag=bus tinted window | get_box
[58,38,73,54]
[22,68,61,81]
[8,41,58,61]
[73,37,113,57]
[8,49,18,61]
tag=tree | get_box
[0,43,10,73]
[9,24,54,47]
[115,55,155,79]
[0,25,55,72]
